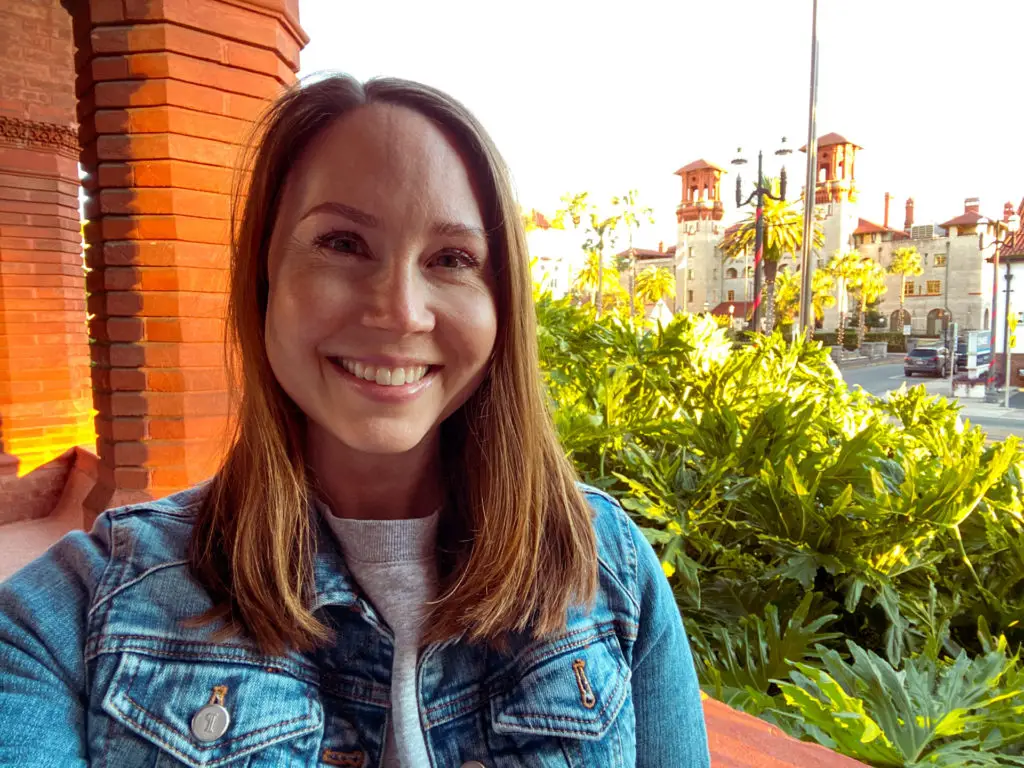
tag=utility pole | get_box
[1004,263,1014,408]
[798,0,820,338]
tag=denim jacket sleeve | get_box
[626,513,710,768]
[0,514,112,768]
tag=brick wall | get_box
[0,0,95,524]
[0,0,77,124]
[72,0,306,510]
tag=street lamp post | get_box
[732,138,792,333]
[1003,263,1013,408]
[984,214,1021,401]
[798,0,820,338]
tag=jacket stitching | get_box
[493,656,626,728]
[490,625,618,681]
[422,626,619,726]
[421,687,485,727]
[116,660,317,755]
[90,644,320,685]
[89,560,191,616]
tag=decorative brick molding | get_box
[0,0,94,484]
[0,115,80,159]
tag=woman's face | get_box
[265,103,498,459]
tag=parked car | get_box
[904,347,949,377]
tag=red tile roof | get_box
[617,247,675,260]
[710,300,754,317]
[853,218,910,239]
[527,209,551,229]
[800,132,862,151]
[675,159,727,175]
[938,210,986,229]
[1002,223,1024,259]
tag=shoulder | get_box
[577,483,642,607]
[1,483,206,614]
[101,483,206,564]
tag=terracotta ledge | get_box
[704,698,867,767]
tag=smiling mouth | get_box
[329,358,433,387]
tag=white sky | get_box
[298,0,1024,250]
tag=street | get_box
[842,361,1024,443]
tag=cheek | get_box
[453,287,498,366]
[267,265,347,348]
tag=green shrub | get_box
[536,293,1024,765]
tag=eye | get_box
[313,230,368,256]
[432,249,478,270]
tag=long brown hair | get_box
[188,74,597,655]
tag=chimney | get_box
[1005,202,1015,223]
[658,240,664,253]
[965,197,980,214]
[905,197,915,231]
[884,192,891,229]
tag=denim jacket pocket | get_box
[479,629,634,766]
[100,651,323,767]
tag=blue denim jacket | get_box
[0,484,709,767]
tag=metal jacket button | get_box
[461,762,487,768]
[191,702,230,741]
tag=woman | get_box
[0,75,709,767]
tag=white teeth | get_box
[336,359,430,387]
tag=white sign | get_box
[903,324,912,336]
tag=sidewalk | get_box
[959,395,1024,421]
[834,352,905,370]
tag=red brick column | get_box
[0,0,95,521]
[72,0,306,509]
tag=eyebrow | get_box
[299,201,488,240]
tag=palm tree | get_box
[635,266,676,309]
[720,183,824,332]
[849,257,889,349]
[887,246,923,330]
[772,269,800,328]
[772,267,838,335]
[612,190,655,321]
[571,250,625,311]
[554,192,619,318]
[824,250,863,348]
[811,268,837,328]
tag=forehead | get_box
[281,103,484,226]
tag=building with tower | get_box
[671,133,864,327]
[667,131,1013,338]
[673,160,731,314]
[852,195,1001,337]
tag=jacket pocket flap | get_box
[490,631,630,741]
[101,651,322,767]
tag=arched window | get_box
[818,165,827,183]
[726,267,738,279]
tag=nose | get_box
[360,259,435,334]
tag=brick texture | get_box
[0,0,94,522]
[72,0,307,511]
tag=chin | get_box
[330,421,435,457]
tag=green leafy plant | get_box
[536,292,1024,764]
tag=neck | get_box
[308,428,444,521]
